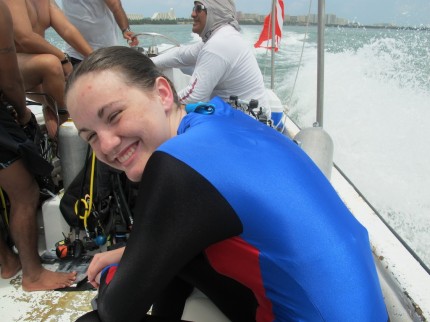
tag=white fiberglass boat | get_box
[1,1,429,321]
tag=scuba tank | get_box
[58,119,88,190]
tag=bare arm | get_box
[0,0,30,125]
[49,0,93,57]
[104,0,138,46]
[5,0,65,61]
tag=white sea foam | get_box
[266,26,430,266]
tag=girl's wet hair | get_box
[65,46,179,105]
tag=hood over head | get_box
[197,0,240,42]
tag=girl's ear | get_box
[155,76,175,112]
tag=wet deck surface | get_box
[0,208,96,322]
[0,269,96,322]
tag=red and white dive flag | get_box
[254,0,285,51]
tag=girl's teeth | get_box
[118,145,136,163]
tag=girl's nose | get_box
[97,130,120,158]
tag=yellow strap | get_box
[73,152,97,231]
[0,187,8,226]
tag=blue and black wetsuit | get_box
[78,97,388,322]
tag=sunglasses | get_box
[192,4,207,13]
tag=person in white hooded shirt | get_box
[152,0,270,115]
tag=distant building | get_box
[373,22,397,28]
[151,8,176,20]
[236,11,265,23]
[284,13,349,26]
[238,8,353,26]
[127,13,144,22]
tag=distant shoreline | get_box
[130,19,429,31]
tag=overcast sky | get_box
[118,0,430,26]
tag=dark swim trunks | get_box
[0,104,23,168]
[0,104,52,175]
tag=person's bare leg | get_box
[18,53,68,137]
[0,160,76,291]
[0,234,21,279]
[17,53,66,107]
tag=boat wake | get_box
[265,26,430,267]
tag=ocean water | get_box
[47,24,430,268]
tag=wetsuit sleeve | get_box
[96,151,243,322]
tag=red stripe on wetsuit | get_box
[205,236,275,322]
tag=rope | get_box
[287,0,313,107]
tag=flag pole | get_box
[270,0,276,89]
[316,0,325,126]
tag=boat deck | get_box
[0,212,96,322]
[0,276,95,321]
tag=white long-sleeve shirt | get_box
[152,25,269,111]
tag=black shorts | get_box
[0,104,24,168]
[0,104,52,176]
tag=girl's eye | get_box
[86,132,97,142]
[108,111,121,123]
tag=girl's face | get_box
[66,70,176,182]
